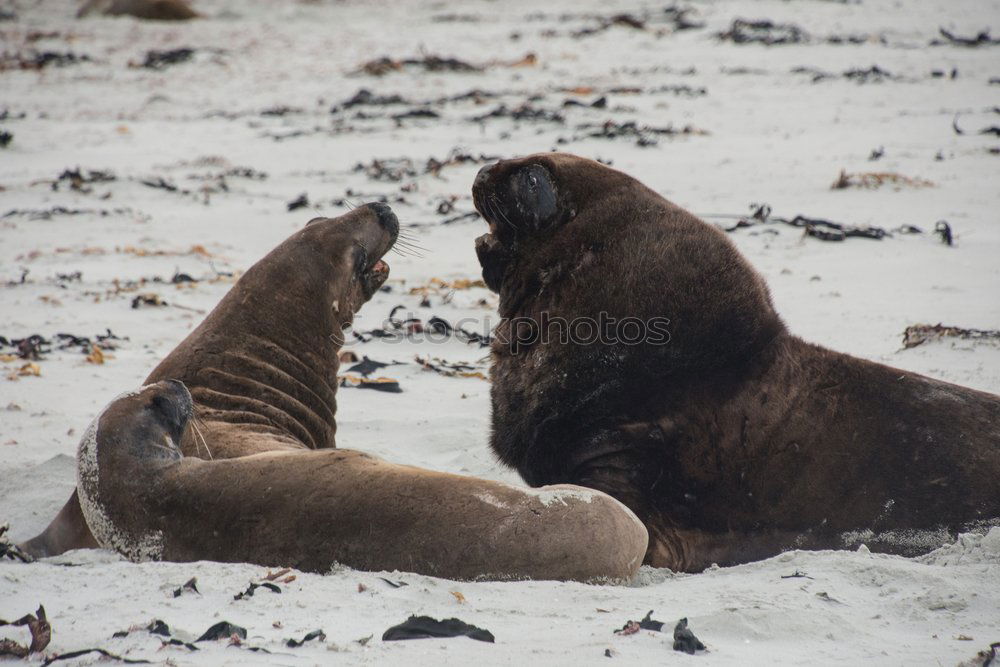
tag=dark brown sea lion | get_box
[22,203,647,581]
[77,0,198,20]
[472,152,1000,572]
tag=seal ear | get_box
[511,164,560,232]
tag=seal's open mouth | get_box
[473,203,503,243]
[474,231,511,293]
[361,257,390,299]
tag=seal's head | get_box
[77,380,194,560]
[471,153,640,293]
[300,202,399,320]
[95,380,192,459]
[207,201,399,346]
[472,152,783,372]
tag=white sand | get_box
[1,0,999,664]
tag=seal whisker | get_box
[395,240,422,253]
[393,240,425,256]
[391,246,417,258]
[484,195,500,224]
[190,417,212,461]
[392,235,426,256]
[395,229,424,245]
[395,237,424,251]
[402,246,426,258]
[397,239,426,252]
[488,195,513,231]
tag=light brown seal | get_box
[22,202,647,581]
[472,152,1000,572]
[75,380,645,579]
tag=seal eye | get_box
[513,165,558,232]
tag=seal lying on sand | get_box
[473,153,1000,572]
[76,380,646,579]
[77,0,198,20]
[21,203,647,581]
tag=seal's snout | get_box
[366,201,399,237]
[474,163,495,193]
[472,163,499,232]
[163,379,193,418]
[149,379,193,443]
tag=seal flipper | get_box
[17,491,98,558]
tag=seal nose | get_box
[365,201,399,237]
[162,379,193,418]
[474,163,495,193]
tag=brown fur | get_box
[23,203,648,581]
[80,381,646,580]
[474,152,1000,572]
[22,204,393,557]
